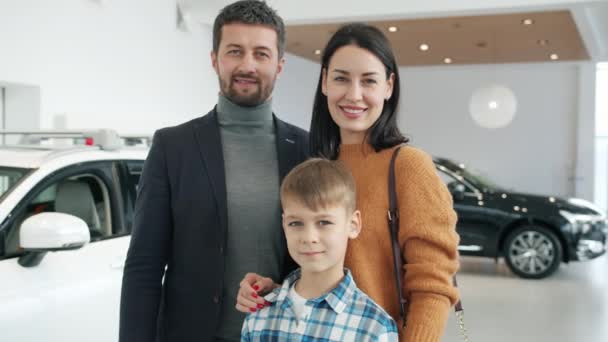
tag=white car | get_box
[0,130,148,342]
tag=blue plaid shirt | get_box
[241,268,398,341]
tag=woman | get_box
[237,23,460,341]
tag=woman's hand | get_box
[235,272,278,313]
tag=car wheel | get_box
[503,225,562,279]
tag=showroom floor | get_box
[442,255,608,342]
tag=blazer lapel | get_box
[192,109,228,235]
[190,112,302,242]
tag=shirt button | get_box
[213,295,219,304]
[219,246,224,255]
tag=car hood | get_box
[488,191,604,216]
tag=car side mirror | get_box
[449,182,466,201]
[18,212,91,267]
[20,212,90,253]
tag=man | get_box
[119,1,308,341]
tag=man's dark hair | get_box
[213,0,285,58]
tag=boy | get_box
[241,158,398,341]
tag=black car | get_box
[434,157,608,279]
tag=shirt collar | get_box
[264,268,357,314]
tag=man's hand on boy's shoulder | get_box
[236,273,280,313]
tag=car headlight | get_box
[567,198,605,214]
[559,210,603,234]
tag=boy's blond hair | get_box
[280,158,356,213]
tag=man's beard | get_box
[219,74,275,107]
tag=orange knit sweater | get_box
[339,143,460,342]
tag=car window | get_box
[120,161,144,233]
[436,168,476,195]
[126,161,143,193]
[3,173,113,256]
[0,167,30,200]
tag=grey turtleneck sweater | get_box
[214,96,286,341]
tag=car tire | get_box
[503,224,562,279]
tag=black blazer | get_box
[119,109,309,342]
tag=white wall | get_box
[401,62,579,198]
[3,85,41,131]
[595,63,608,212]
[0,83,41,144]
[575,63,596,201]
[0,0,218,135]
[0,88,4,131]
[272,53,319,130]
[276,58,589,198]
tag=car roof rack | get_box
[0,129,151,151]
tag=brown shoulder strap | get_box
[387,146,406,326]
[387,146,463,327]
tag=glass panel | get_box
[0,167,30,200]
[595,63,608,213]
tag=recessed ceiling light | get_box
[419,43,429,51]
[475,41,488,48]
[388,26,398,32]
[444,57,452,64]
[522,18,534,25]
[550,53,559,60]
[537,39,549,46]
[314,49,321,55]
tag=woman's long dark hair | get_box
[309,23,408,159]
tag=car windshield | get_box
[460,168,502,192]
[444,161,502,192]
[0,167,31,201]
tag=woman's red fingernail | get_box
[253,285,260,291]
[249,308,256,312]
[252,292,258,298]
[257,304,264,309]
[265,301,272,306]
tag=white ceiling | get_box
[179,0,608,61]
